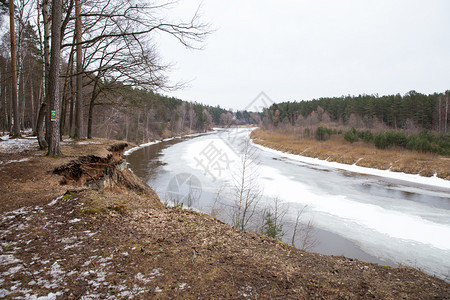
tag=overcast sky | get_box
[156,0,450,111]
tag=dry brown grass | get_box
[251,129,450,180]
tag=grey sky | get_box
[157,0,450,111]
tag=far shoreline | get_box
[250,129,450,191]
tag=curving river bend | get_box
[126,128,450,280]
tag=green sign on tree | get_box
[51,110,56,121]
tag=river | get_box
[126,128,450,280]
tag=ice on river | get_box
[128,128,450,280]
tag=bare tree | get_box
[210,184,225,219]
[35,0,50,149]
[8,0,20,136]
[47,0,62,156]
[232,139,262,231]
[446,91,449,134]
[291,206,318,251]
[57,0,211,139]
[73,0,83,139]
[2,0,210,145]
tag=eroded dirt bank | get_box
[0,137,448,299]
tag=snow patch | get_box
[135,272,150,284]
[0,137,38,153]
[2,264,23,276]
[83,230,97,237]
[148,268,163,279]
[178,283,188,290]
[68,218,82,223]
[0,254,21,266]
[47,196,63,206]
[25,291,63,300]
[77,141,102,145]
[0,158,30,166]
[124,130,217,156]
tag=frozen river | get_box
[126,128,450,280]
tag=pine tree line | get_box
[264,90,449,132]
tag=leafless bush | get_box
[291,205,319,251]
[231,139,262,231]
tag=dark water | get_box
[126,138,187,183]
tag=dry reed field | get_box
[251,129,450,180]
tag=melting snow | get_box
[76,141,102,145]
[124,130,216,156]
[148,268,163,279]
[47,196,63,206]
[0,255,21,266]
[3,265,23,276]
[0,137,38,153]
[0,158,30,166]
[68,218,82,223]
[24,291,63,299]
[135,272,151,284]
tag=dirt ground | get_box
[0,135,449,299]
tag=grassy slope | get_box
[0,137,448,298]
[251,129,450,180]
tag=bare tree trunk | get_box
[69,72,75,136]
[9,0,20,137]
[34,75,43,132]
[291,212,300,247]
[36,101,47,149]
[438,96,442,133]
[74,0,84,139]
[125,114,129,141]
[233,139,261,231]
[446,94,449,134]
[87,76,99,139]
[87,92,95,139]
[145,110,149,142]
[60,45,75,139]
[47,0,62,156]
[35,0,50,149]
[19,62,24,130]
[291,206,307,247]
[134,110,140,144]
[30,71,35,132]
[43,0,51,143]
[0,59,7,133]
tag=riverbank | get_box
[0,135,449,298]
[250,129,450,181]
